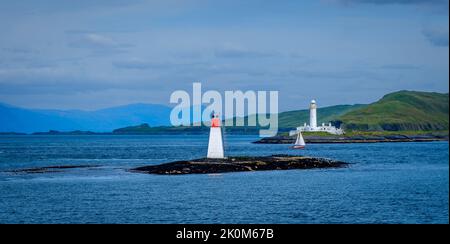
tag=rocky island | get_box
[6,165,99,174]
[253,133,449,144]
[130,155,348,175]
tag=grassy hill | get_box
[277,104,366,128]
[113,104,366,134]
[113,90,448,135]
[225,104,365,129]
[339,91,449,131]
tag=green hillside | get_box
[113,90,449,134]
[114,104,366,134]
[224,104,365,129]
[339,90,449,131]
[277,104,366,128]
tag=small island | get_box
[130,155,348,175]
[253,131,449,144]
[6,165,99,174]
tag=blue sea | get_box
[0,135,448,224]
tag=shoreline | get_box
[253,134,448,144]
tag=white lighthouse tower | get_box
[290,99,344,136]
[309,99,317,129]
[207,114,224,159]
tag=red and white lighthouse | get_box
[207,114,224,158]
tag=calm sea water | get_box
[0,135,448,224]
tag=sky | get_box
[0,0,448,111]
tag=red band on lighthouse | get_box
[211,117,220,127]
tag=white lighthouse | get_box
[207,114,224,159]
[309,99,317,129]
[289,99,344,136]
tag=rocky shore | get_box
[130,155,348,175]
[6,165,99,174]
[253,134,449,144]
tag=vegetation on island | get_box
[113,90,449,136]
[339,91,449,131]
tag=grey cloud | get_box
[0,66,165,96]
[333,0,449,15]
[68,33,133,55]
[286,69,382,81]
[337,0,448,5]
[1,47,36,54]
[289,53,307,59]
[0,0,144,15]
[379,64,421,70]
[170,51,205,59]
[214,47,278,59]
[113,59,168,70]
[112,59,203,70]
[70,33,122,48]
[422,28,449,47]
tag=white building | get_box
[290,100,344,136]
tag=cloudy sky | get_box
[0,0,448,111]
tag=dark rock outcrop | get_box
[6,165,99,174]
[130,155,348,175]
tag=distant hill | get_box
[2,90,448,134]
[277,104,367,128]
[339,91,449,131]
[113,123,209,135]
[113,104,366,134]
[113,90,449,134]
[0,103,173,133]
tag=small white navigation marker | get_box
[207,113,224,159]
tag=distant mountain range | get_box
[1,90,448,134]
[0,103,173,133]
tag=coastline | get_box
[253,133,449,144]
